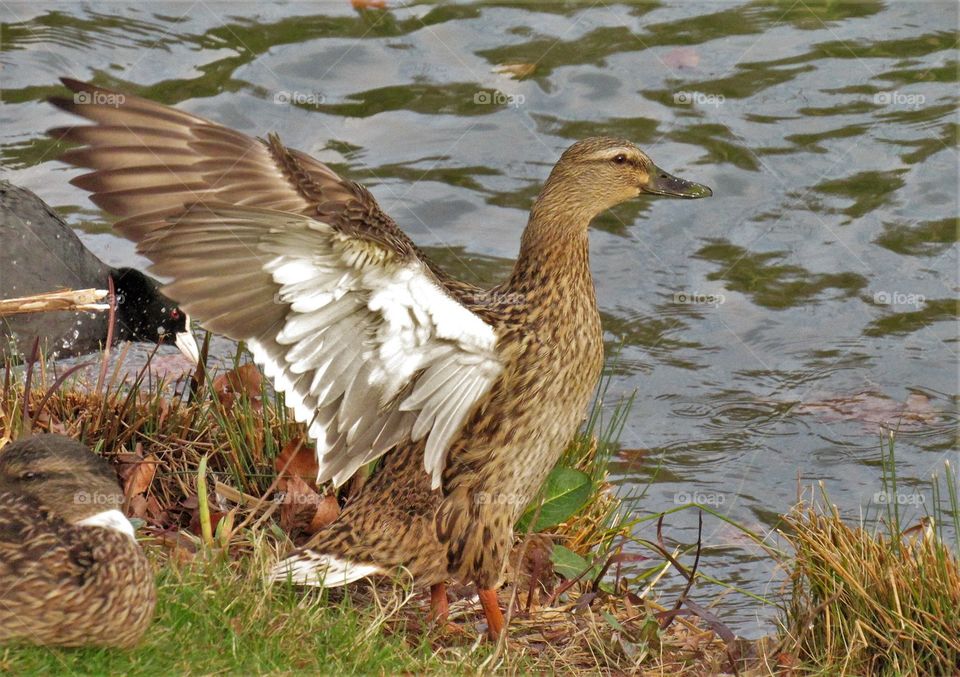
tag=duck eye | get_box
[171,309,181,320]
[612,154,628,165]
[20,471,41,481]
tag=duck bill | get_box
[644,165,712,199]
[175,328,200,364]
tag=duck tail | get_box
[268,550,382,588]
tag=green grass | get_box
[1,539,495,674]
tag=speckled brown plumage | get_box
[282,139,706,594]
[0,435,155,648]
[47,79,711,635]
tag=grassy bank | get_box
[1,346,957,674]
[0,347,734,674]
[775,436,959,675]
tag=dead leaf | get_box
[310,494,340,533]
[153,530,197,564]
[280,475,339,537]
[156,398,170,430]
[493,62,536,79]
[189,507,224,537]
[144,496,166,524]
[508,533,556,609]
[213,363,263,410]
[351,0,386,9]
[663,47,700,69]
[793,390,937,430]
[274,436,318,491]
[127,494,149,520]
[123,453,160,498]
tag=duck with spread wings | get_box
[48,78,711,637]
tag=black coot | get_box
[0,181,199,363]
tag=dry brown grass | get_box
[776,481,960,676]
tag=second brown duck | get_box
[49,78,711,637]
[0,434,155,648]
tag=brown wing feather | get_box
[51,80,410,262]
[49,78,484,301]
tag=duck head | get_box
[532,136,712,227]
[0,434,134,537]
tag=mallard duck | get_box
[0,181,199,364]
[0,433,155,647]
[48,78,711,637]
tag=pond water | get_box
[1,1,957,637]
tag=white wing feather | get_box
[155,205,502,491]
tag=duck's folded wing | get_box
[146,204,502,489]
[48,78,501,488]
[0,494,86,580]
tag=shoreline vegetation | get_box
[0,341,956,675]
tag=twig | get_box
[661,511,704,631]
[0,288,108,317]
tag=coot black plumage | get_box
[0,181,199,362]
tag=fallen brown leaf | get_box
[152,530,197,564]
[351,0,386,9]
[280,474,339,537]
[127,494,149,520]
[144,495,166,524]
[274,436,319,491]
[310,494,340,533]
[189,507,224,537]
[123,453,160,498]
[493,62,536,79]
[213,363,263,410]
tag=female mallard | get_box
[49,78,710,637]
[0,434,155,647]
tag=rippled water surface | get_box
[2,1,957,636]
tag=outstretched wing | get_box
[49,79,502,489]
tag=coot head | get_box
[111,268,199,363]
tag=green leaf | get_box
[549,544,593,580]
[516,466,591,531]
[601,610,624,632]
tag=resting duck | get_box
[0,434,155,647]
[0,180,199,364]
[49,78,710,637]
